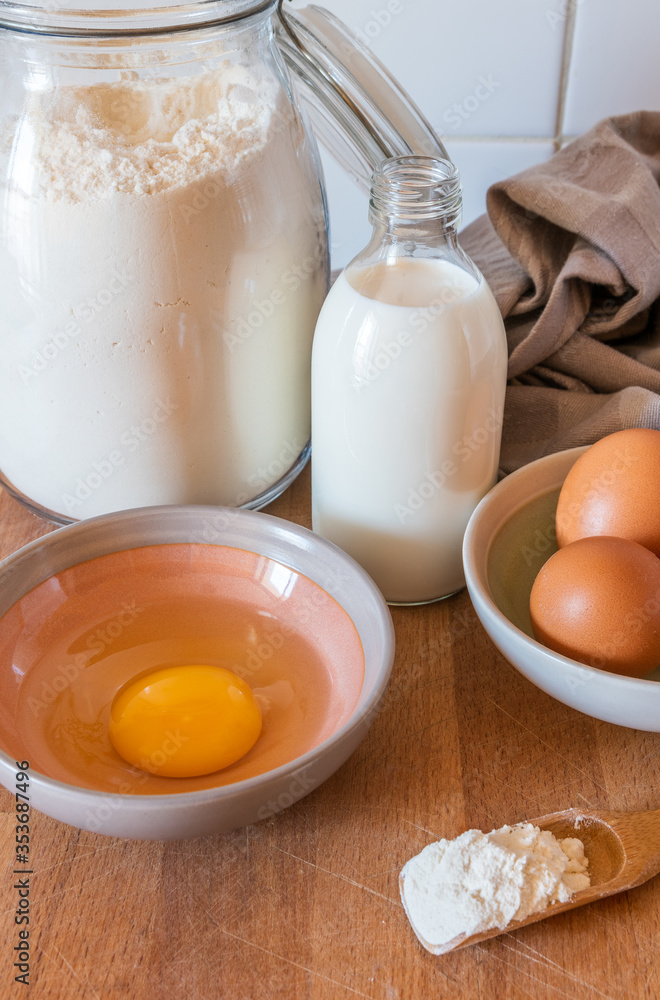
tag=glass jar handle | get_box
[275,2,449,190]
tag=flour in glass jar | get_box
[0,62,326,519]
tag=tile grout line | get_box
[553,0,579,150]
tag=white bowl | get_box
[463,447,660,732]
[0,505,394,839]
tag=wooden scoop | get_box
[400,807,660,956]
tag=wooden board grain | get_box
[0,470,658,1000]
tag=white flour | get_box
[400,823,590,953]
[27,65,274,202]
[0,63,326,518]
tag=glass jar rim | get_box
[0,0,276,37]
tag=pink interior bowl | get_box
[0,505,395,839]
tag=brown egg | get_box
[556,428,660,556]
[529,535,660,677]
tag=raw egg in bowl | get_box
[0,506,394,839]
[462,447,660,732]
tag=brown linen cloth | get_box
[459,111,660,473]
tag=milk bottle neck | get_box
[355,217,478,281]
[364,222,460,256]
[356,154,476,274]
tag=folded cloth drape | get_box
[460,111,660,473]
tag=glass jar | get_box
[311,156,508,605]
[0,1,446,523]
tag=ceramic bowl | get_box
[0,505,394,839]
[463,447,660,732]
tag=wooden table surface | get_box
[0,468,658,1000]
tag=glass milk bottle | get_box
[311,156,508,604]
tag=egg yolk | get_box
[108,665,262,778]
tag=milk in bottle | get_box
[311,157,507,604]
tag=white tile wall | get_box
[444,139,557,228]
[320,152,370,268]
[563,0,660,135]
[290,0,660,267]
[359,0,565,138]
